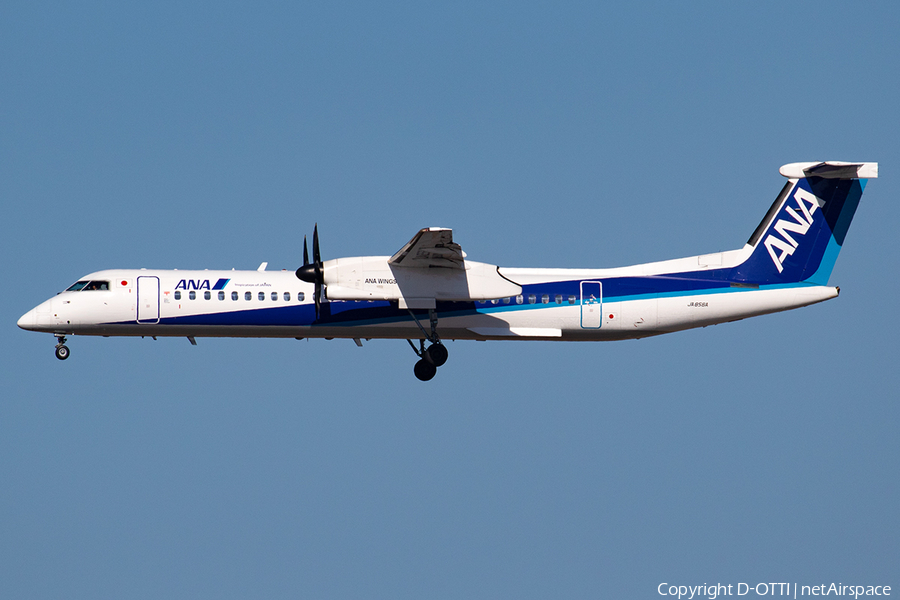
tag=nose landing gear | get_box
[54,335,70,360]
[407,308,449,381]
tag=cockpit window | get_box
[66,280,109,291]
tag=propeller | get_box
[296,224,324,319]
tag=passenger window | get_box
[555,294,562,304]
[232,291,238,301]
[541,294,550,304]
[298,292,305,301]
[245,292,252,301]
[271,291,278,301]
[528,294,536,304]
[174,291,181,300]
[189,291,196,300]
[516,295,523,305]
[491,299,499,305]
[503,297,510,304]
[568,295,576,304]
[218,291,225,301]
[204,291,211,300]
[258,291,265,301]
[284,292,291,301]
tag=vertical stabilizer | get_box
[730,162,876,286]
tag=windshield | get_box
[65,280,109,291]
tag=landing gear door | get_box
[580,281,602,329]
[136,276,160,324]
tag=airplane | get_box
[18,161,877,381]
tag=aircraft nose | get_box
[17,307,37,331]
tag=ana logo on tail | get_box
[763,187,825,273]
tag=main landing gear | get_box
[54,334,70,360]
[409,339,448,381]
[407,309,449,381]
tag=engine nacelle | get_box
[321,256,521,309]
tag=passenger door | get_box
[580,281,602,329]
[136,276,160,324]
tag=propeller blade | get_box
[312,224,321,266]
[295,230,320,283]
[295,225,325,320]
[314,283,321,320]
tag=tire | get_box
[413,358,437,381]
[55,345,70,360]
[425,343,448,367]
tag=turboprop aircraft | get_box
[18,161,876,380]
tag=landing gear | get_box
[54,335,70,360]
[424,342,448,367]
[414,358,437,381]
[407,308,449,381]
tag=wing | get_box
[388,227,465,269]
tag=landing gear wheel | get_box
[55,345,70,360]
[424,343,448,367]
[414,358,437,381]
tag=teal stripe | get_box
[804,236,841,286]
[473,282,819,315]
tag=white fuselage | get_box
[17,263,838,343]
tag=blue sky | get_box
[2,2,898,598]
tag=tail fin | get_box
[731,162,877,285]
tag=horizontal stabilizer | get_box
[780,162,878,179]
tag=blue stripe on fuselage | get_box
[106,269,824,328]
